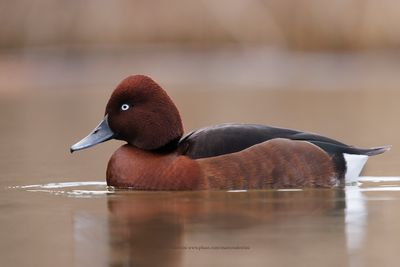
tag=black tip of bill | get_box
[70,115,114,153]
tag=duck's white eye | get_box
[121,104,130,111]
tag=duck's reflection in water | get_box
[106,189,347,267]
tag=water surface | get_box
[3,177,400,267]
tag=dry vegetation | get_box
[1,0,400,50]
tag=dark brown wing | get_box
[177,123,387,159]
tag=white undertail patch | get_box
[343,153,369,184]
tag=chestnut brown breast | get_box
[106,144,207,190]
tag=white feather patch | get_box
[343,153,369,184]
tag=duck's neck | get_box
[150,137,181,154]
[106,144,207,190]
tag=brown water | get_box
[1,70,400,266]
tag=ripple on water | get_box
[357,176,400,192]
[7,176,400,197]
[9,181,111,198]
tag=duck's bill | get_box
[70,115,114,153]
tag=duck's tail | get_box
[347,145,392,156]
[310,141,391,156]
[343,145,391,184]
[309,141,391,184]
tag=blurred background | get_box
[2,2,400,267]
[1,0,400,182]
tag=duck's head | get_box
[70,75,184,152]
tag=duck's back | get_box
[177,123,383,159]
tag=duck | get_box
[70,75,390,190]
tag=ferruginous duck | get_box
[70,75,390,190]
